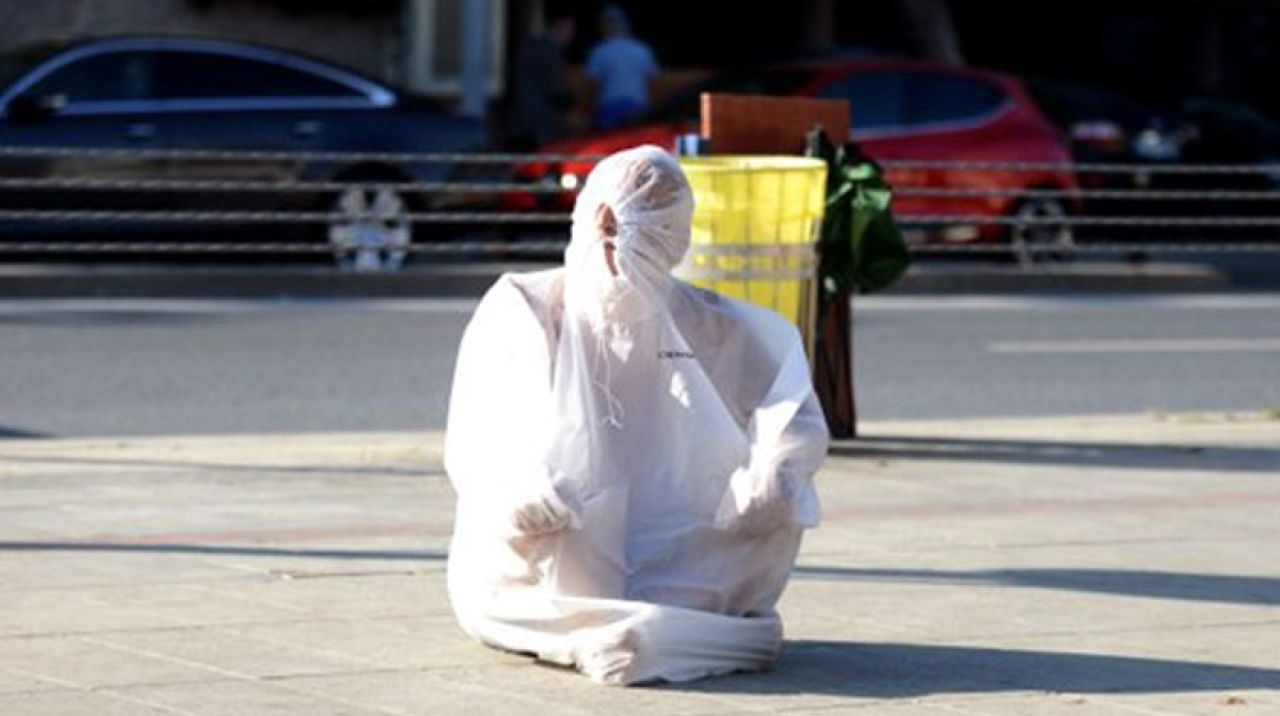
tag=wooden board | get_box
[700,93,850,155]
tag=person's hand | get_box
[500,483,581,586]
[713,464,794,537]
[505,481,581,537]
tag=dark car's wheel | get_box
[329,183,412,272]
[1009,194,1075,265]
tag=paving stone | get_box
[1,415,1276,714]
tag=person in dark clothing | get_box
[510,16,576,149]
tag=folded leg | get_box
[573,604,783,685]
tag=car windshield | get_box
[1025,78,1152,131]
[637,68,814,125]
[1178,98,1280,148]
[1181,98,1276,128]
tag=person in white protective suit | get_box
[444,145,829,685]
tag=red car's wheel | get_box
[1009,193,1075,265]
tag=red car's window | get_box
[819,69,1008,133]
[815,70,905,131]
[903,71,1007,126]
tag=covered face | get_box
[563,145,694,323]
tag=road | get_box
[2,294,1279,438]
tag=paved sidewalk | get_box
[0,413,1277,714]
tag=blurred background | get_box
[1,0,1278,438]
[0,0,1278,269]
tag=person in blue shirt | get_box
[585,5,659,130]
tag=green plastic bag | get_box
[805,128,910,297]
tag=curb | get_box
[0,260,1231,298]
[0,262,554,299]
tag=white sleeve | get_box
[715,327,828,534]
[444,279,580,535]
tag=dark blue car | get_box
[0,36,489,270]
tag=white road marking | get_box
[988,338,1280,354]
[0,298,479,315]
[355,298,480,313]
[855,294,1280,312]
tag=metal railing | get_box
[0,147,1277,263]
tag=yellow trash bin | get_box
[676,156,828,358]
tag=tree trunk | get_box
[1192,7,1225,95]
[800,0,837,56]
[902,0,965,66]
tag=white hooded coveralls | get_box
[444,146,828,685]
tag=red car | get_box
[507,60,1079,253]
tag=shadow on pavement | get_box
[10,545,1272,606]
[832,435,1280,474]
[8,542,1278,694]
[0,453,430,478]
[679,640,1280,696]
[0,541,446,561]
[792,566,1280,607]
[0,424,48,439]
[0,309,236,328]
